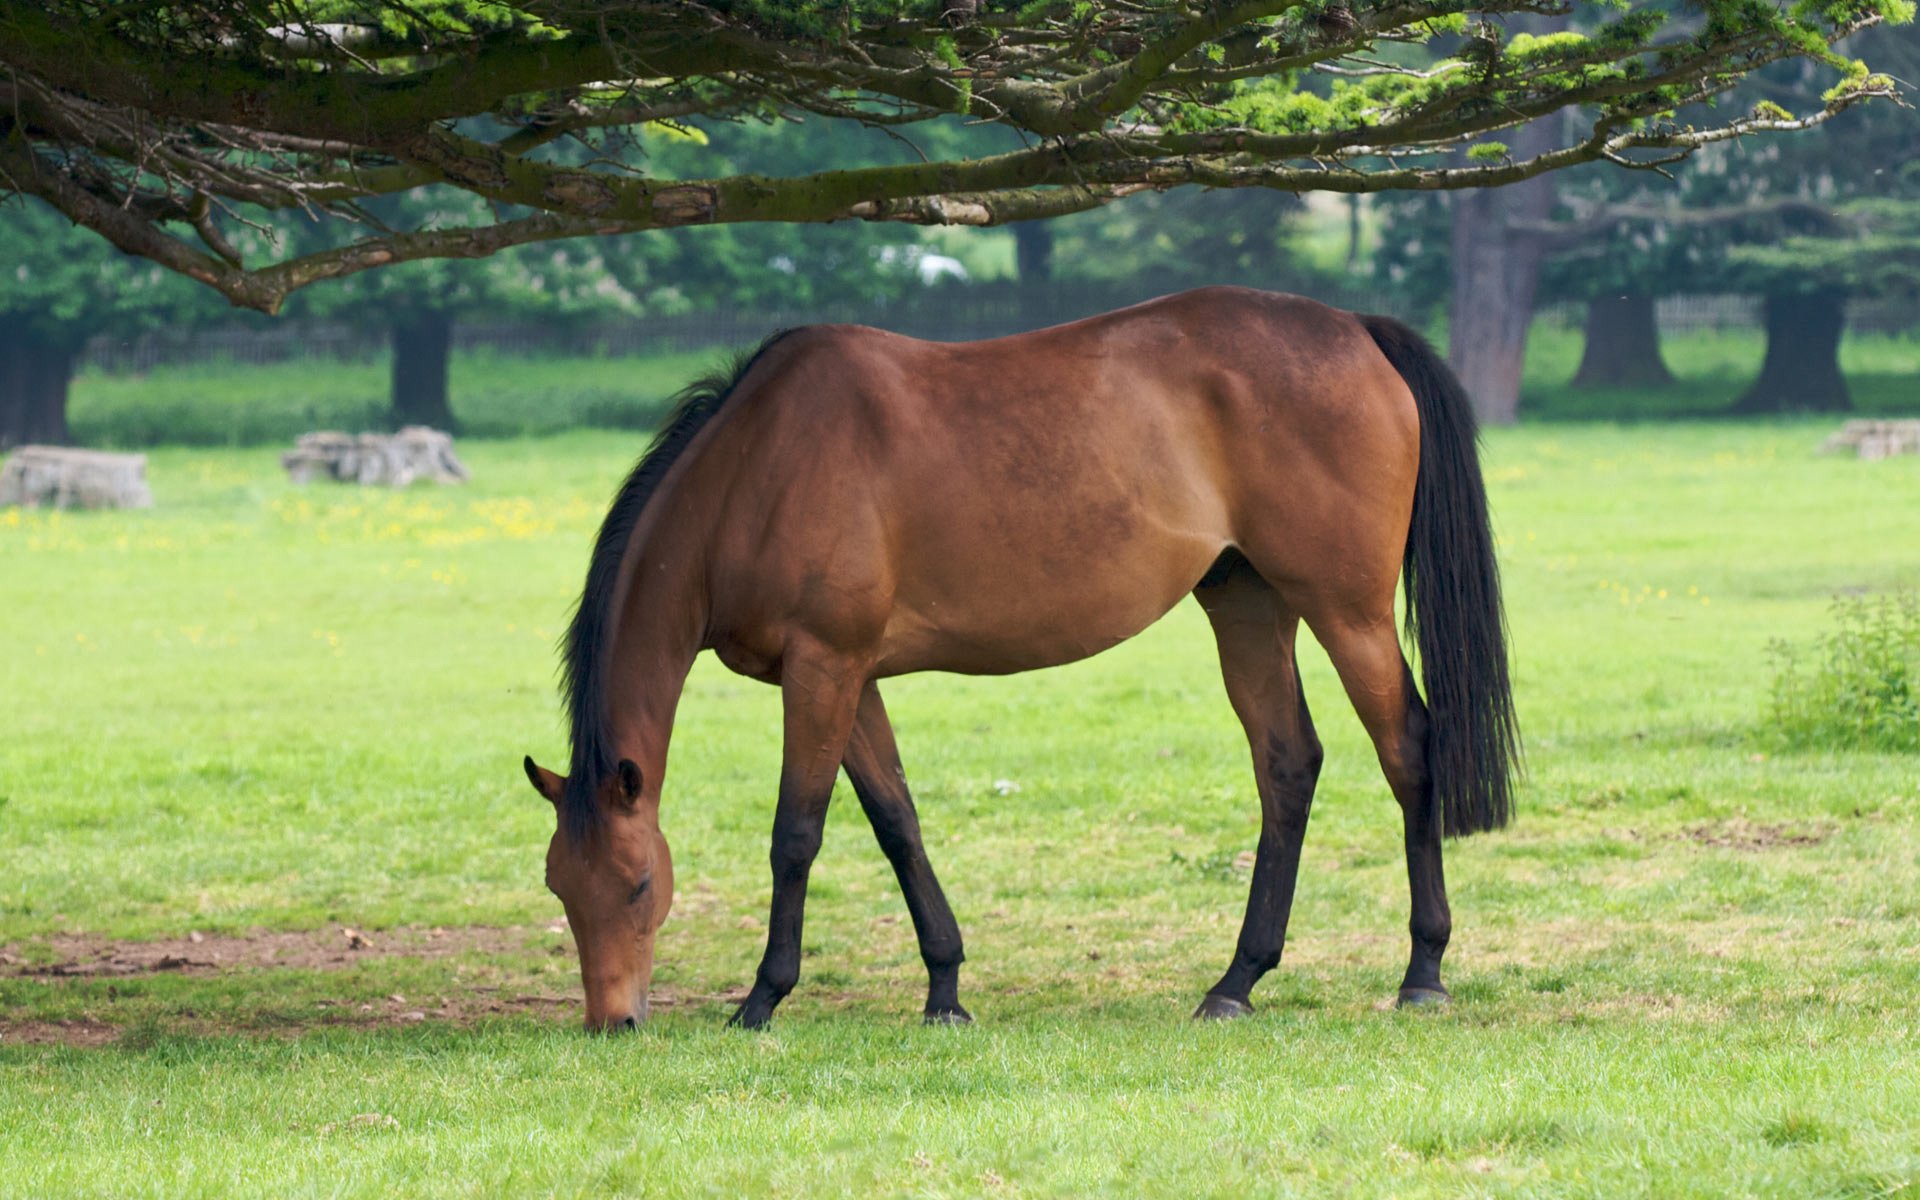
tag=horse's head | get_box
[522,755,674,1032]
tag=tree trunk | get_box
[282,428,470,487]
[1733,289,1851,413]
[1445,16,1561,426]
[389,311,456,432]
[0,323,76,449]
[1011,221,1054,284]
[0,446,151,508]
[1571,294,1674,388]
[1446,141,1557,423]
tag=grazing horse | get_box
[522,287,1516,1031]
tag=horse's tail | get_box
[1360,314,1518,837]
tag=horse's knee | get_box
[769,821,824,881]
[1283,730,1325,784]
[756,951,802,998]
[1378,733,1431,811]
[921,931,965,972]
[1410,910,1451,957]
[1257,733,1320,833]
[1263,729,1323,796]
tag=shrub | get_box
[1765,591,1920,752]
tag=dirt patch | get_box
[0,1019,120,1047]
[1680,818,1834,852]
[0,921,766,1047]
[0,983,751,1049]
[0,992,569,1048]
[0,922,572,978]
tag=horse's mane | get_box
[559,330,793,840]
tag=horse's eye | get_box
[627,878,652,905]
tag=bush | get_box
[1766,591,1920,752]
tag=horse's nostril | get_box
[619,1015,639,1032]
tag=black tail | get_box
[1361,314,1518,837]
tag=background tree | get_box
[277,188,631,432]
[1374,13,1920,419]
[1535,166,1746,390]
[1718,20,1920,412]
[594,116,961,310]
[1040,188,1308,289]
[1726,200,1920,411]
[0,1,1899,328]
[1541,17,1920,413]
[1416,8,1579,424]
[0,197,211,447]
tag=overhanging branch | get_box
[0,0,1904,308]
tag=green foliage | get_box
[8,0,1910,317]
[1033,186,1313,287]
[1766,592,1920,753]
[556,115,982,312]
[1374,13,1920,317]
[274,186,628,326]
[1726,198,1920,299]
[0,198,219,344]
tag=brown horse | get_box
[522,286,1516,1031]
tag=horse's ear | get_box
[523,756,564,805]
[615,759,644,804]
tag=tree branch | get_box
[0,0,1903,307]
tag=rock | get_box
[1820,419,1920,459]
[0,446,154,509]
[281,426,470,486]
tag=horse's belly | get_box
[874,531,1223,677]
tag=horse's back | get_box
[700,288,1419,676]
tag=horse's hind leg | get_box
[731,643,867,1030]
[1307,612,1451,1007]
[1191,564,1323,1020]
[842,681,971,1025]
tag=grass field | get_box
[4,405,1919,1193]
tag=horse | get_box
[521,286,1517,1032]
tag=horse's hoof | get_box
[924,1006,973,1026]
[1192,993,1254,1021]
[727,1001,775,1030]
[1395,986,1451,1009]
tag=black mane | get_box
[559,330,792,840]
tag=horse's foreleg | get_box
[1311,617,1449,1007]
[842,681,971,1024]
[1192,569,1322,1020]
[730,647,865,1030]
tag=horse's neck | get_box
[603,520,709,788]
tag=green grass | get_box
[3,423,1919,1197]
